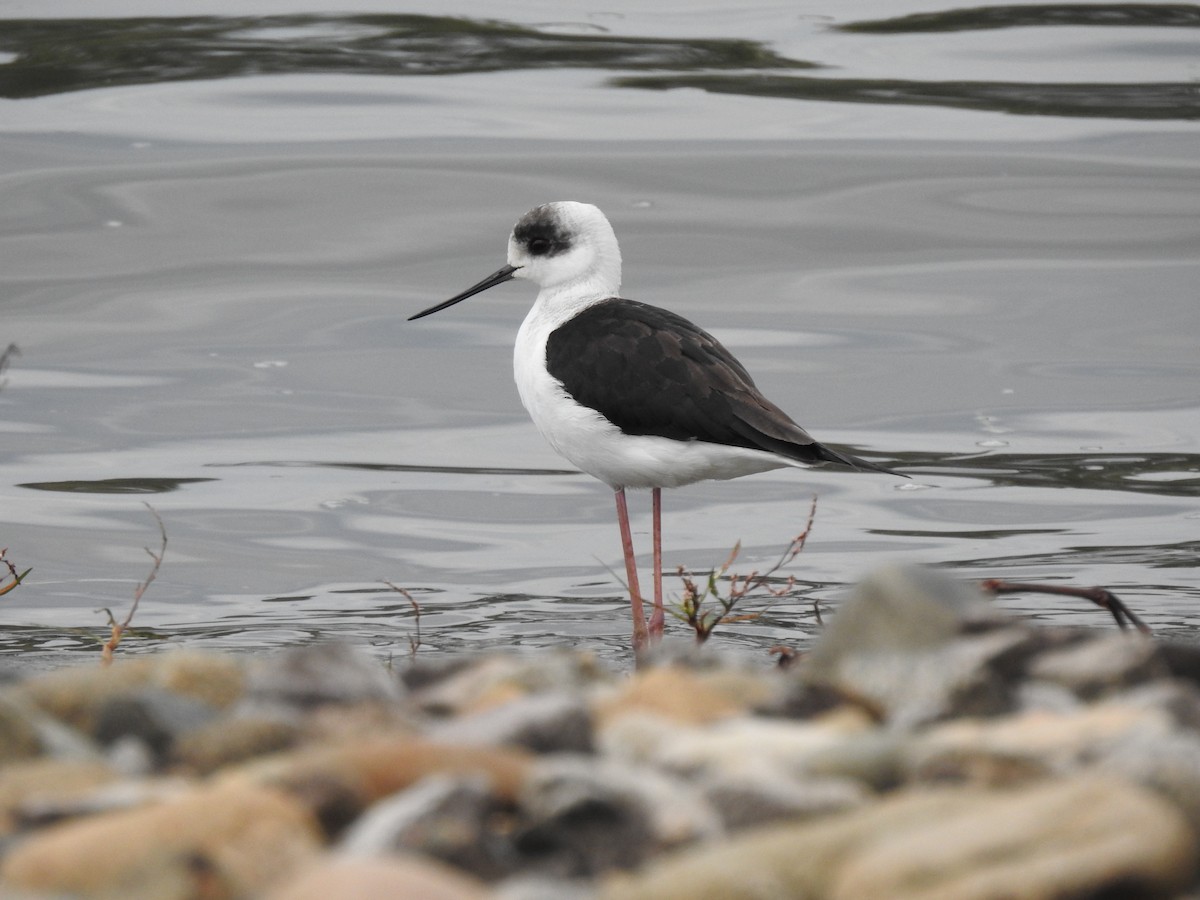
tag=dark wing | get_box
[544,299,893,473]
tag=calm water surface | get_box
[1,1,1198,668]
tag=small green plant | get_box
[0,547,31,597]
[673,495,818,643]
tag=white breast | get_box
[513,296,798,490]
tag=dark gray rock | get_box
[704,775,869,831]
[1159,641,1200,688]
[93,688,219,759]
[408,652,609,718]
[516,757,720,878]
[1029,633,1169,699]
[428,692,593,755]
[339,774,514,880]
[243,641,403,711]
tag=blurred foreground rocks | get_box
[1,564,1198,899]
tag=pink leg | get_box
[649,487,664,641]
[614,487,649,652]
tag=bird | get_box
[409,201,897,654]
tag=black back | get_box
[544,298,887,471]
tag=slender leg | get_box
[649,487,665,641]
[614,487,649,652]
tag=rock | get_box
[1113,678,1200,731]
[703,774,869,831]
[760,680,857,720]
[0,782,322,897]
[268,855,490,900]
[596,665,773,728]
[10,777,194,830]
[517,756,721,878]
[93,687,220,759]
[1012,679,1083,713]
[1029,632,1168,698]
[5,572,1198,900]
[429,691,593,755]
[17,652,244,733]
[908,701,1174,783]
[601,776,1198,900]
[1098,726,1200,832]
[401,655,480,692]
[790,728,909,790]
[1160,641,1200,686]
[224,736,533,835]
[802,566,1028,726]
[411,652,608,717]
[600,709,883,786]
[244,642,403,712]
[339,774,512,879]
[0,759,120,835]
[171,715,303,774]
[0,691,43,763]
[831,776,1198,900]
[495,875,596,899]
[806,564,1001,660]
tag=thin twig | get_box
[383,581,422,656]
[0,343,17,391]
[980,579,1151,635]
[101,503,167,665]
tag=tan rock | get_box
[268,855,490,900]
[0,691,42,763]
[602,776,1198,900]
[0,782,321,896]
[172,715,303,774]
[603,787,961,900]
[411,652,606,717]
[17,651,244,732]
[1029,632,1166,697]
[596,666,765,728]
[832,776,1198,899]
[599,712,877,784]
[910,702,1174,778]
[0,758,120,835]
[225,736,534,810]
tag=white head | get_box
[507,201,622,299]
[408,201,622,322]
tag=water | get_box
[1,3,1198,668]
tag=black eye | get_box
[529,238,550,255]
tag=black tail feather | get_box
[813,441,906,477]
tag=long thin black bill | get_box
[408,264,519,321]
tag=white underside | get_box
[513,288,812,490]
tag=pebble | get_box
[268,854,489,900]
[1,564,1197,898]
[1029,631,1168,697]
[0,758,119,835]
[0,692,44,761]
[429,690,594,754]
[601,776,1196,900]
[0,782,322,896]
[338,774,512,878]
[243,642,404,713]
